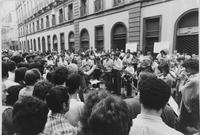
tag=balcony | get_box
[80,6,88,17]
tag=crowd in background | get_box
[2,48,199,135]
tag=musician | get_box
[112,53,123,95]
[123,62,135,97]
[123,49,133,65]
[103,54,113,92]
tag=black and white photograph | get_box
[1,0,199,135]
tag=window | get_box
[94,0,103,12]
[41,18,44,29]
[60,33,65,50]
[37,20,40,31]
[59,9,64,23]
[80,0,88,17]
[33,22,35,32]
[68,32,75,51]
[95,25,104,51]
[143,16,161,53]
[52,14,56,26]
[68,4,73,20]
[38,37,41,50]
[46,16,49,28]
[47,35,51,51]
[113,0,125,7]
[29,24,31,33]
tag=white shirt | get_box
[103,58,113,72]
[113,58,123,71]
[129,113,183,135]
[125,66,135,75]
[8,72,15,81]
[65,98,84,127]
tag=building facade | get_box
[16,0,199,55]
[1,10,18,50]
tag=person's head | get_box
[45,86,70,114]
[80,89,110,134]
[66,73,81,95]
[5,85,23,106]
[10,55,24,65]
[52,66,68,85]
[13,96,48,135]
[158,62,170,74]
[137,72,157,88]
[88,95,132,135]
[33,80,53,101]
[67,63,78,74]
[24,69,40,86]
[139,78,171,112]
[17,62,29,68]
[160,50,167,56]
[2,61,9,79]
[15,67,28,83]
[29,62,44,75]
[8,60,16,72]
[182,58,199,75]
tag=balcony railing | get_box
[80,5,88,17]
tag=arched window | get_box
[42,37,46,52]
[111,22,127,51]
[175,10,198,55]
[68,31,75,51]
[80,29,89,51]
[34,39,36,51]
[53,35,58,51]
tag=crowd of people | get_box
[2,48,199,135]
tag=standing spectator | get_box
[2,62,19,90]
[18,69,41,99]
[14,67,28,87]
[112,53,123,95]
[52,66,68,86]
[129,78,183,135]
[2,85,23,135]
[79,90,109,135]
[44,86,77,135]
[125,72,177,128]
[88,95,132,135]
[65,74,84,127]
[178,58,199,134]
[33,80,53,101]
[12,96,48,135]
[8,61,16,81]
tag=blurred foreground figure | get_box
[129,78,183,135]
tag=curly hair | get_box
[80,89,110,135]
[182,58,199,73]
[33,80,53,101]
[88,95,132,135]
[13,96,48,135]
[52,66,68,85]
